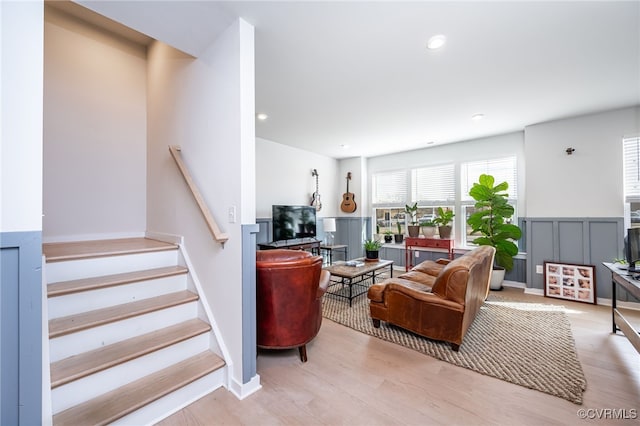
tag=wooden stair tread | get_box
[49,290,199,338]
[50,319,211,388]
[48,265,188,298]
[43,237,177,262]
[52,351,226,426]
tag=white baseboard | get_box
[519,287,640,311]
[229,374,262,400]
[503,280,526,289]
[523,288,544,296]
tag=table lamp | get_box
[323,218,336,245]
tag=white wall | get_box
[146,19,254,392]
[1,1,43,233]
[42,7,147,241]
[525,106,640,218]
[337,157,367,218]
[256,137,339,219]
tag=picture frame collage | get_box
[544,261,597,304]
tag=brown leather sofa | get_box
[367,246,496,351]
[256,249,330,362]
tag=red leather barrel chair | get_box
[256,249,330,362]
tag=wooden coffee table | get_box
[323,258,393,306]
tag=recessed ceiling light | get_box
[427,34,446,50]
[471,113,485,121]
[256,113,268,121]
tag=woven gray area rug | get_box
[322,293,587,404]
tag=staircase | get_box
[43,237,227,425]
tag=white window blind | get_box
[461,156,517,201]
[411,164,455,205]
[372,170,407,206]
[624,137,640,203]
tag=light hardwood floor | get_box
[159,288,640,425]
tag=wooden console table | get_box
[257,238,320,255]
[603,263,640,354]
[405,237,454,271]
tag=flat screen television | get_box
[272,205,317,241]
[626,227,640,272]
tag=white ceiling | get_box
[76,1,640,159]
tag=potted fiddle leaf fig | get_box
[405,202,420,238]
[467,174,522,290]
[433,207,455,239]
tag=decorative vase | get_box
[422,226,436,238]
[384,234,393,243]
[407,225,420,238]
[394,234,404,244]
[438,226,452,239]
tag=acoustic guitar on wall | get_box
[310,169,322,211]
[340,172,357,213]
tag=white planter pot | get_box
[422,226,436,237]
[490,267,506,291]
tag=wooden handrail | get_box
[169,145,229,246]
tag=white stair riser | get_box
[51,334,211,414]
[46,250,179,283]
[111,368,226,426]
[48,274,188,319]
[49,302,198,362]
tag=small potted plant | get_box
[420,219,437,238]
[384,230,393,243]
[394,221,404,244]
[433,207,455,239]
[405,202,420,238]
[467,174,522,290]
[364,239,383,261]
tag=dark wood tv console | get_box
[257,238,321,255]
[603,263,640,354]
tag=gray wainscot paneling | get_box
[335,217,371,260]
[241,224,260,384]
[255,218,271,244]
[380,245,406,269]
[525,217,632,301]
[1,231,42,426]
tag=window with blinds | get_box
[371,156,519,244]
[372,170,408,206]
[411,164,455,205]
[461,156,518,201]
[623,137,640,203]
